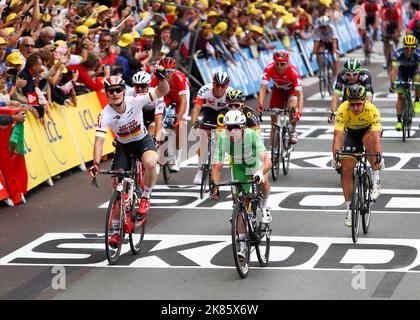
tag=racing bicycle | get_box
[194,121,218,199]
[268,108,293,180]
[336,150,380,243]
[215,178,271,279]
[92,154,146,265]
[160,103,178,183]
[364,25,374,66]
[314,51,334,98]
[393,80,419,142]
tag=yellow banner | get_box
[24,117,51,191]
[27,105,82,178]
[63,92,115,162]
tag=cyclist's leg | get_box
[231,165,251,236]
[135,135,158,197]
[268,87,284,146]
[341,130,361,209]
[395,69,407,127]
[286,91,299,143]
[362,128,382,198]
[259,152,271,209]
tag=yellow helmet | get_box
[403,35,417,48]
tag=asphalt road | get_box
[1,41,420,303]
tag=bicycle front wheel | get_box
[271,127,280,181]
[361,172,372,234]
[105,192,124,265]
[327,63,333,96]
[255,208,271,267]
[351,174,362,243]
[231,203,250,279]
[319,66,326,98]
[281,126,291,175]
[129,189,146,255]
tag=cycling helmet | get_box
[318,15,330,27]
[273,49,289,62]
[388,0,397,6]
[415,10,420,21]
[226,89,245,102]
[132,71,151,85]
[213,71,230,85]
[159,56,177,69]
[344,58,362,72]
[345,84,366,102]
[223,110,246,126]
[403,35,417,48]
[104,76,126,90]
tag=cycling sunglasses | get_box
[226,125,242,131]
[276,62,287,67]
[107,87,124,94]
[227,103,243,109]
[214,82,229,88]
[345,72,359,77]
[135,83,149,89]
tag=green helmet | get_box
[344,58,361,72]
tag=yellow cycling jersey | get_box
[334,101,382,132]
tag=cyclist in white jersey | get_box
[89,69,169,245]
[190,71,233,184]
[126,71,165,142]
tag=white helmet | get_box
[387,0,398,6]
[223,110,246,126]
[318,15,330,27]
[132,71,151,85]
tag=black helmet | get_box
[345,84,366,102]
[226,89,245,102]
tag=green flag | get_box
[9,122,25,156]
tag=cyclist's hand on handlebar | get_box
[253,170,265,184]
[88,163,100,178]
[328,111,336,124]
[389,82,396,93]
[256,104,264,115]
[291,111,301,123]
[375,152,385,170]
[331,158,341,170]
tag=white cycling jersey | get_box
[314,25,338,43]
[126,88,165,115]
[194,83,234,111]
[96,91,156,143]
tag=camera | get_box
[6,68,18,76]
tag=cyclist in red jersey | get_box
[150,57,190,172]
[381,0,402,70]
[362,0,380,41]
[256,49,304,145]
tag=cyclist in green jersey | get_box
[210,110,272,225]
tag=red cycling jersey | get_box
[363,2,379,17]
[151,70,190,106]
[261,62,302,92]
[382,7,402,24]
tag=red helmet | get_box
[273,49,289,63]
[104,76,125,90]
[416,10,420,21]
[159,57,177,69]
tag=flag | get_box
[9,122,25,156]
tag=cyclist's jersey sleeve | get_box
[363,2,379,17]
[262,63,302,91]
[335,101,382,132]
[194,83,234,110]
[334,71,346,93]
[383,8,402,25]
[392,48,420,69]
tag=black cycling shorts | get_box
[111,134,157,170]
[342,127,370,155]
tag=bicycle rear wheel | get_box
[105,192,124,265]
[281,126,291,175]
[271,127,280,181]
[405,97,413,139]
[129,189,146,255]
[231,203,250,279]
[351,175,361,244]
[162,138,171,184]
[319,66,326,98]
[255,207,271,267]
[327,63,333,96]
[402,95,411,142]
[361,172,372,234]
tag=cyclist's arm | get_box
[312,40,319,55]
[330,91,341,112]
[177,93,188,122]
[154,114,164,141]
[155,78,170,99]
[257,151,272,175]
[93,136,105,167]
[190,102,203,127]
[258,83,268,107]
[332,130,344,160]
[296,89,304,114]
[390,61,398,83]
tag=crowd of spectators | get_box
[0,0,354,124]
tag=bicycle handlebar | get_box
[214,179,257,187]
[393,80,420,86]
[335,151,381,162]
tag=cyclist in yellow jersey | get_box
[331,84,384,227]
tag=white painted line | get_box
[340,249,395,264]
[299,195,344,207]
[386,197,420,209]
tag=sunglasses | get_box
[107,87,124,94]
[227,103,243,108]
[349,102,363,108]
[214,83,229,88]
[345,72,359,77]
[135,83,149,89]
[276,62,287,67]
[226,125,242,131]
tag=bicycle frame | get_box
[394,80,419,141]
